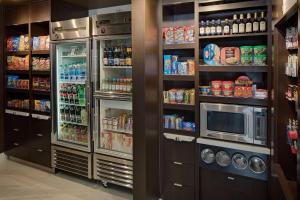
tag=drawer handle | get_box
[173,161,183,165]
[36,134,43,137]
[13,128,20,132]
[37,149,43,152]
[13,143,19,146]
[173,183,183,188]
[227,176,235,181]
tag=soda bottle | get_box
[73,85,78,104]
[79,85,86,106]
[70,106,75,122]
[76,107,82,123]
[60,105,65,121]
[67,84,72,103]
[60,65,64,80]
[65,105,70,122]
[64,64,69,80]
[60,84,64,102]
[80,62,86,81]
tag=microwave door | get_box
[200,103,254,144]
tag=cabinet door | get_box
[200,168,268,200]
[4,114,30,160]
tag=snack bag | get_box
[163,27,174,44]
[12,36,20,52]
[19,35,25,51]
[45,36,50,50]
[24,55,29,70]
[32,36,40,50]
[39,36,47,50]
[7,37,13,52]
[174,26,185,44]
[184,26,195,43]
[24,35,30,51]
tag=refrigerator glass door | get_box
[52,40,91,151]
[93,36,132,96]
[94,98,133,160]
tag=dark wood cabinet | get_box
[5,114,52,167]
[162,137,195,200]
[200,168,268,200]
[5,114,30,160]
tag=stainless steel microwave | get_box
[200,103,267,146]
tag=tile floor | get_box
[0,154,133,200]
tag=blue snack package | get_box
[32,36,40,50]
[12,36,20,52]
[203,43,221,65]
[164,55,172,75]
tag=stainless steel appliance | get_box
[197,139,270,181]
[200,103,267,146]
[51,17,93,178]
[92,12,133,188]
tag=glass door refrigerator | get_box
[92,12,133,189]
[50,17,93,179]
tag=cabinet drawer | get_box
[31,118,51,137]
[163,183,195,200]
[200,168,268,200]
[164,138,195,164]
[30,118,51,151]
[5,114,29,136]
[166,161,194,187]
[29,148,51,167]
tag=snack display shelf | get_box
[6,51,29,56]
[163,75,195,81]
[103,128,133,135]
[198,0,268,13]
[6,107,29,113]
[32,70,51,75]
[6,88,29,93]
[32,110,51,116]
[198,65,268,72]
[163,43,195,50]
[163,103,195,111]
[6,70,29,74]
[199,95,268,106]
[199,32,268,39]
[32,50,50,55]
[32,90,51,95]
[163,128,195,136]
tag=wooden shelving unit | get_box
[163,103,195,111]
[163,75,195,81]
[273,2,299,197]
[2,0,51,168]
[199,32,268,39]
[198,65,268,72]
[199,95,268,106]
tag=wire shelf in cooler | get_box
[103,128,133,135]
[58,81,86,85]
[103,66,132,69]
[60,121,88,126]
[61,55,87,58]
[59,102,86,107]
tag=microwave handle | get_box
[254,112,267,140]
